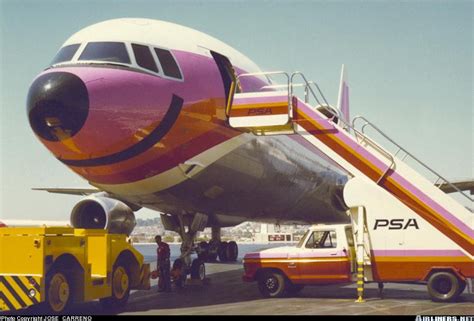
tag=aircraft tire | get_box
[218,241,229,262]
[226,241,238,262]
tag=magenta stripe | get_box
[372,249,467,257]
[296,98,473,238]
[390,171,473,238]
[245,251,347,259]
[234,94,288,106]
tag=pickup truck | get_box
[242,224,470,302]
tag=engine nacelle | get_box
[70,194,136,235]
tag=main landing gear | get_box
[196,227,238,263]
[197,240,238,262]
[161,214,239,289]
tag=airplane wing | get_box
[32,187,101,196]
[32,187,142,211]
[436,180,474,194]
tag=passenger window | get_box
[132,44,158,73]
[322,232,337,248]
[154,48,182,79]
[305,231,326,249]
[306,231,336,248]
[79,42,130,64]
[51,44,80,65]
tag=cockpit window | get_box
[132,44,158,73]
[51,44,81,65]
[79,42,130,64]
[154,48,182,79]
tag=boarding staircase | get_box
[227,70,473,300]
[226,70,473,259]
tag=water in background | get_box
[135,243,296,263]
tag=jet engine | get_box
[70,193,136,235]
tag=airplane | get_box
[26,18,473,277]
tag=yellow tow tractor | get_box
[0,226,150,314]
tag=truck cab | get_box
[243,224,354,297]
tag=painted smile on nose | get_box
[27,72,89,142]
[27,71,184,168]
[57,94,183,167]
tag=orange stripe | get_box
[383,177,473,252]
[293,275,349,280]
[232,102,288,109]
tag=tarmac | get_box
[10,261,473,316]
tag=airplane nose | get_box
[27,72,89,141]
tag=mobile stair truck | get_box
[0,226,150,313]
[228,68,473,302]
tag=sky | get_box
[0,0,472,221]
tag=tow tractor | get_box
[0,226,150,314]
[243,220,473,302]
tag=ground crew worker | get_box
[155,235,171,292]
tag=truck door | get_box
[298,229,350,284]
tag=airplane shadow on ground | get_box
[8,266,474,315]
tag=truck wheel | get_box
[218,241,228,262]
[427,271,461,302]
[45,269,72,313]
[100,264,130,310]
[226,241,238,262]
[258,271,287,298]
[190,259,206,281]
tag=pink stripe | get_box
[234,94,288,106]
[244,250,347,259]
[390,171,473,238]
[372,249,467,257]
[296,99,473,238]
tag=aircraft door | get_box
[210,51,240,115]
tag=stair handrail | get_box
[290,72,331,108]
[232,70,472,203]
[289,73,396,183]
[352,116,473,202]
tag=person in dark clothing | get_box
[155,235,171,292]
